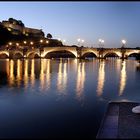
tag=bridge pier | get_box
[97,55,105,59]
[120,55,128,60]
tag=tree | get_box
[47,33,52,39]
[8,18,14,24]
[18,20,25,27]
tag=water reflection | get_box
[1,58,136,100]
[76,61,85,101]
[57,59,68,94]
[39,59,52,92]
[9,59,15,87]
[6,59,9,76]
[46,59,51,90]
[96,60,105,97]
[40,59,46,91]
[30,59,35,88]
[119,60,127,96]
[24,59,29,89]
[16,60,22,87]
[136,61,140,71]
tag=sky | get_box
[0,2,140,48]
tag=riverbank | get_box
[97,101,140,139]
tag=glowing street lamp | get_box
[30,41,34,45]
[77,38,81,46]
[8,42,12,46]
[122,39,126,45]
[98,39,104,48]
[63,39,66,45]
[16,43,19,46]
[101,40,104,44]
[23,41,27,44]
[77,38,85,46]
[81,39,85,46]
[121,39,126,48]
[46,40,49,44]
[99,39,102,43]
[40,39,43,43]
[77,38,81,42]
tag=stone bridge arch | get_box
[103,50,122,58]
[13,51,23,59]
[42,47,77,58]
[27,51,40,58]
[125,50,140,57]
[81,51,98,58]
[0,51,9,58]
[81,48,99,58]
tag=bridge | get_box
[0,46,140,59]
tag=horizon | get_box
[0,2,140,48]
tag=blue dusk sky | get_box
[0,2,140,48]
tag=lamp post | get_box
[39,39,44,58]
[81,39,84,46]
[77,38,81,46]
[46,40,49,44]
[8,42,12,46]
[63,39,66,46]
[30,41,34,49]
[16,43,19,50]
[121,39,126,59]
[121,39,126,48]
[23,41,27,44]
[98,39,104,59]
[8,42,12,50]
[98,39,104,48]
[8,42,12,49]
[77,38,85,47]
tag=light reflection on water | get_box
[76,62,85,101]
[119,60,127,96]
[96,60,105,97]
[4,58,139,99]
[0,58,140,138]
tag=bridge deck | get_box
[96,101,140,139]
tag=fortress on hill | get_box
[1,18,44,38]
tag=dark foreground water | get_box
[0,58,140,139]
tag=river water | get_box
[0,58,140,138]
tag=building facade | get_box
[1,18,44,38]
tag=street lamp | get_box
[98,39,104,48]
[40,39,43,43]
[77,38,85,47]
[16,43,19,48]
[23,41,27,44]
[101,40,104,44]
[77,38,81,46]
[63,39,66,45]
[46,40,49,44]
[30,41,34,45]
[81,39,85,46]
[99,39,102,43]
[30,41,34,49]
[8,42,12,46]
[16,43,19,46]
[98,39,104,59]
[121,39,126,48]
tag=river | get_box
[0,58,139,138]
